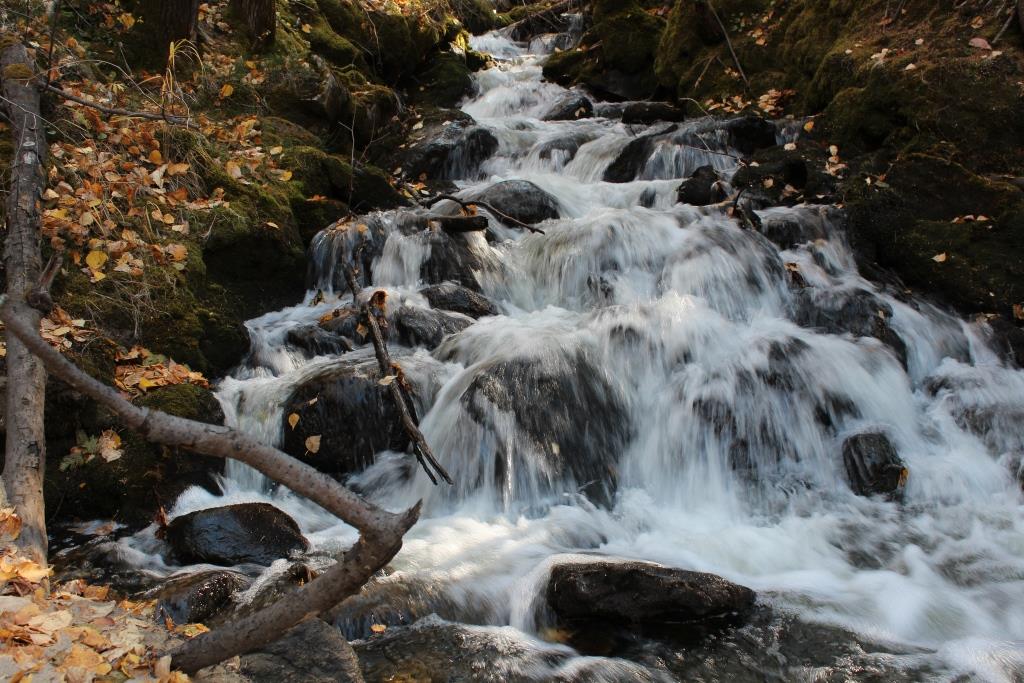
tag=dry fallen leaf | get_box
[288,413,300,429]
[969,37,992,50]
[932,252,948,263]
[305,435,322,454]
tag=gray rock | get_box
[542,93,594,121]
[676,165,726,206]
[150,570,247,625]
[468,179,561,225]
[546,560,756,626]
[242,618,364,683]
[419,283,498,318]
[166,503,309,567]
[395,305,474,349]
[842,432,907,497]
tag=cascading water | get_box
[150,30,1024,681]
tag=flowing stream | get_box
[145,31,1024,681]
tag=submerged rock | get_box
[468,179,561,225]
[546,560,756,627]
[419,282,498,318]
[242,618,364,683]
[286,323,354,357]
[420,230,483,291]
[793,288,908,367]
[841,432,907,497]
[541,93,594,121]
[676,165,726,206]
[281,358,409,478]
[395,305,474,349]
[166,503,309,567]
[604,125,678,183]
[460,352,629,504]
[151,570,247,626]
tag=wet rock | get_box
[402,111,499,181]
[841,432,907,497]
[332,578,489,640]
[793,288,908,367]
[622,101,686,124]
[541,93,594,121]
[242,618,364,683]
[395,305,473,349]
[460,352,629,504]
[151,570,247,626]
[421,230,483,291]
[676,165,726,206]
[286,324,354,357]
[987,316,1024,368]
[732,142,838,206]
[535,131,595,163]
[546,560,756,627]
[419,282,498,318]
[468,179,561,225]
[355,615,662,682]
[726,116,777,156]
[414,52,474,108]
[604,124,678,183]
[758,216,825,250]
[212,562,317,628]
[281,358,409,478]
[166,503,309,567]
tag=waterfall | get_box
[162,31,1024,681]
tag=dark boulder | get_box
[732,142,838,206]
[402,112,498,181]
[758,216,826,250]
[242,618,364,683]
[166,503,309,567]
[468,179,561,225]
[604,125,677,183]
[546,560,756,626]
[726,116,777,156]
[281,358,409,478]
[395,306,474,349]
[793,288,908,367]
[676,165,726,206]
[286,324,354,357]
[988,316,1024,368]
[541,93,594,121]
[151,570,247,625]
[459,352,629,504]
[419,282,498,318]
[841,432,907,497]
[421,230,483,291]
[535,132,595,163]
[622,101,686,124]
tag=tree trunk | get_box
[140,0,201,66]
[0,36,48,564]
[230,0,276,50]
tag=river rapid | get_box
[118,29,1024,682]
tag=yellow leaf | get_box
[288,413,299,429]
[85,250,108,270]
[305,435,321,454]
[138,377,159,390]
[301,23,312,33]
[279,170,293,182]
[167,162,191,176]
[225,160,243,179]
[269,146,283,155]
[219,83,234,99]
[149,149,164,165]
[378,375,398,386]
[932,252,948,263]
[370,623,387,634]
[166,244,188,261]
[62,643,112,674]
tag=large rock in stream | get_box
[546,560,756,627]
[466,179,561,225]
[401,111,498,181]
[460,351,630,505]
[281,358,409,478]
[242,618,364,683]
[166,503,309,566]
[841,432,907,498]
[419,283,498,319]
[150,570,248,625]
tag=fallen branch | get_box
[45,84,190,124]
[0,297,421,673]
[425,194,546,234]
[343,265,453,486]
[428,214,489,233]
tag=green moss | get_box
[414,52,473,107]
[308,18,364,68]
[283,146,403,211]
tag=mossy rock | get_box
[846,154,1024,315]
[44,384,226,527]
[282,146,405,211]
[448,0,498,34]
[413,52,473,108]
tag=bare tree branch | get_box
[45,84,190,124]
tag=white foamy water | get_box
[148,32,1024,681]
